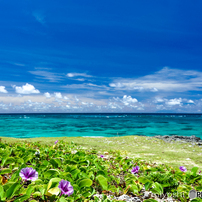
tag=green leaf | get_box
[97,170,107,177]
[191,167,199,176]
[5,182,21,199]
[191,199,202,202]
[44,169,60,178]
[145,182,153,191]
[82,191,92,198]
[3,182,15,191]
[151,182,163,195]
[138,177,151,184]
[50,158,61,168]
[128,184,139,194]
[4,157,15,166]
[32,191,41,198]
[26,186,34,197]
[46,187,60,196]
[16,158,24,164]
[59,196,68,202]
[196,186,202,191]
[0,168,12,175]
[0,185,5,200]
[46,178,61,195]
[144,199,158,202]
[23,155,33,163]
[71,169,80,179]
[78,178,93,188]
[65,165,77,172]
[96,175,108,190]
[13,194,30,202]
[33,179,43,185]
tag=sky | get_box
[0,0,202,113]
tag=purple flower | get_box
[58,179,74,196]
[179,166,187,172]
[19,167,38,181]
[131,166,140,174]
[100,155,104,158]
[55,140,58,144]
[199,170,201,174]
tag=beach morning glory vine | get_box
[19,167,38,181]
[131,166,140,174]
[58,179,74,196]
[179,166,187,172]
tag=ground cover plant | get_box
[0,139,202,201]
[1,135,201,171]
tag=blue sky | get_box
[0,1,202,112]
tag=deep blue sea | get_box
[0,113,202,139]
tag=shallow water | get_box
[0,113,202,138]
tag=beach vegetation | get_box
[0,140,202,201]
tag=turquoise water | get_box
[0,113,202,139]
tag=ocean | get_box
[0,113,202,139]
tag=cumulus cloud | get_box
[166,98,182,106]
[111,95,141,110]
[13,83,40,94]
[153,97,166,103]
[54,92,62,99]
[122,95,138,105]
[0,93,202,113]
[0,86,8,93]
[67,73,92,78]
[63,96,69,100]
[109,67,202,92]
[44,92,51,98]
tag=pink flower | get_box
[58,179,74,196]
[179,166,187,172]
[131,166,140,174]
[20,167,38,181]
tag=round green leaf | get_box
[96,175,108,190]
[78,179,93,188]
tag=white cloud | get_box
[112,95,140,109]
[54,92,62,99]
[109,67,202,92]
[44,92,51,98]
[29,70,63,82]
[75,78,85,81]
[75,96,79,102]
[151,87,158,92]
[113,95,138,106]
[153,97,167,103]
[63,96,69,100]
[67,73,92,78]
[13,83,40,94]
[166,98,182,106]
[187,100,194,104]
[0,86,8,93]
[122,95,138,104]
